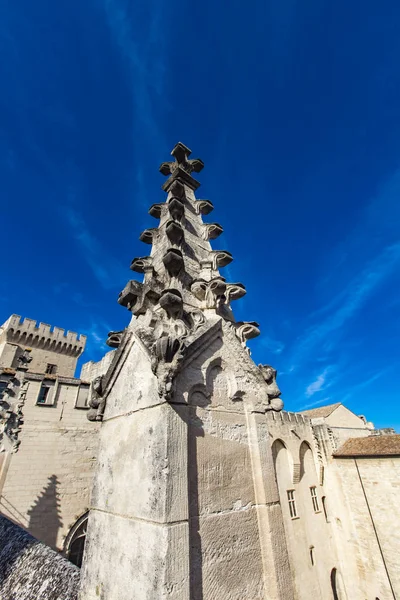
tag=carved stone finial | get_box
[159,143,204,191]
[259,365,284,412]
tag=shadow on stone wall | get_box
[27,475,63,550]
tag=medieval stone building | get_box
[0,143,399,600]
[0,314,99,565]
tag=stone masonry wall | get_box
[265,411,340,600]
[0,378,99,551]
[331,456,400,599]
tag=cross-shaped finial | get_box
[160,142,204,183]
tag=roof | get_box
[334,434,400,457]
[299,402,342,419]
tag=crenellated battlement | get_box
[268,410,310,425]
[0,315,86,357]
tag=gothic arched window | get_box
[64,512,89,568]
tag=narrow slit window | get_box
[37,385,51,405]
[287,489,297,518]
[310,486,320,512]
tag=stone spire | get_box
[107,142,264,407]
[81,143,291,600]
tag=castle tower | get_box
[0,315,86,378]
[79,144,294,600]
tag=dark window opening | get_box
[66,515,88,568]
[309,546,314,566]
[331,568,339,600]
[287,489,297,518]
[0,381,7,398]
[37,385,51,404]
[45,364,57,375]
[310,486,320,512]
[322,496,328,522]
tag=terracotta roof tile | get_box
[298,402,342,419]
[334,434,400,457]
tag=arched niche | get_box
[64,511,89,568]
[205,358,236,403]
[299,441,317,481]
[271,439,294,490]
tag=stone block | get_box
[79,510,189,600]
[91,403,188,523]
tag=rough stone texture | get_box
[0,514,79,599]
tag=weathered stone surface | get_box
[0,515,79,600]
[91,403,188,523]
[79,510,189,600]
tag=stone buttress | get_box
[79,143,294,600]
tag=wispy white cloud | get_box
[260,335,285,355]
[63,207,127,289]
[292,242,400,363]
[298,397,332,411]
[305,367,332,397]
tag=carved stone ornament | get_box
[139,228,157,245]
[118,280,160,315]
[202,223,223,240]
[159,289,184,320]
[162,248,184,277]
[211,250,233,269]
[225,283,246,302]
[130,256,152,273]
[165,220,184,245]
[194,199,214,215]
[151,336,186,400]
[0,376,28,453]
[148,203,163,219]
[258,364,284,412]
[159,142,204,177]
[87,375,106,422]
[168,197,185,221]
[169,180,185,199]
[106,330,124,348]
[234,321,260,346]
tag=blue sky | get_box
[1,0,400,429]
